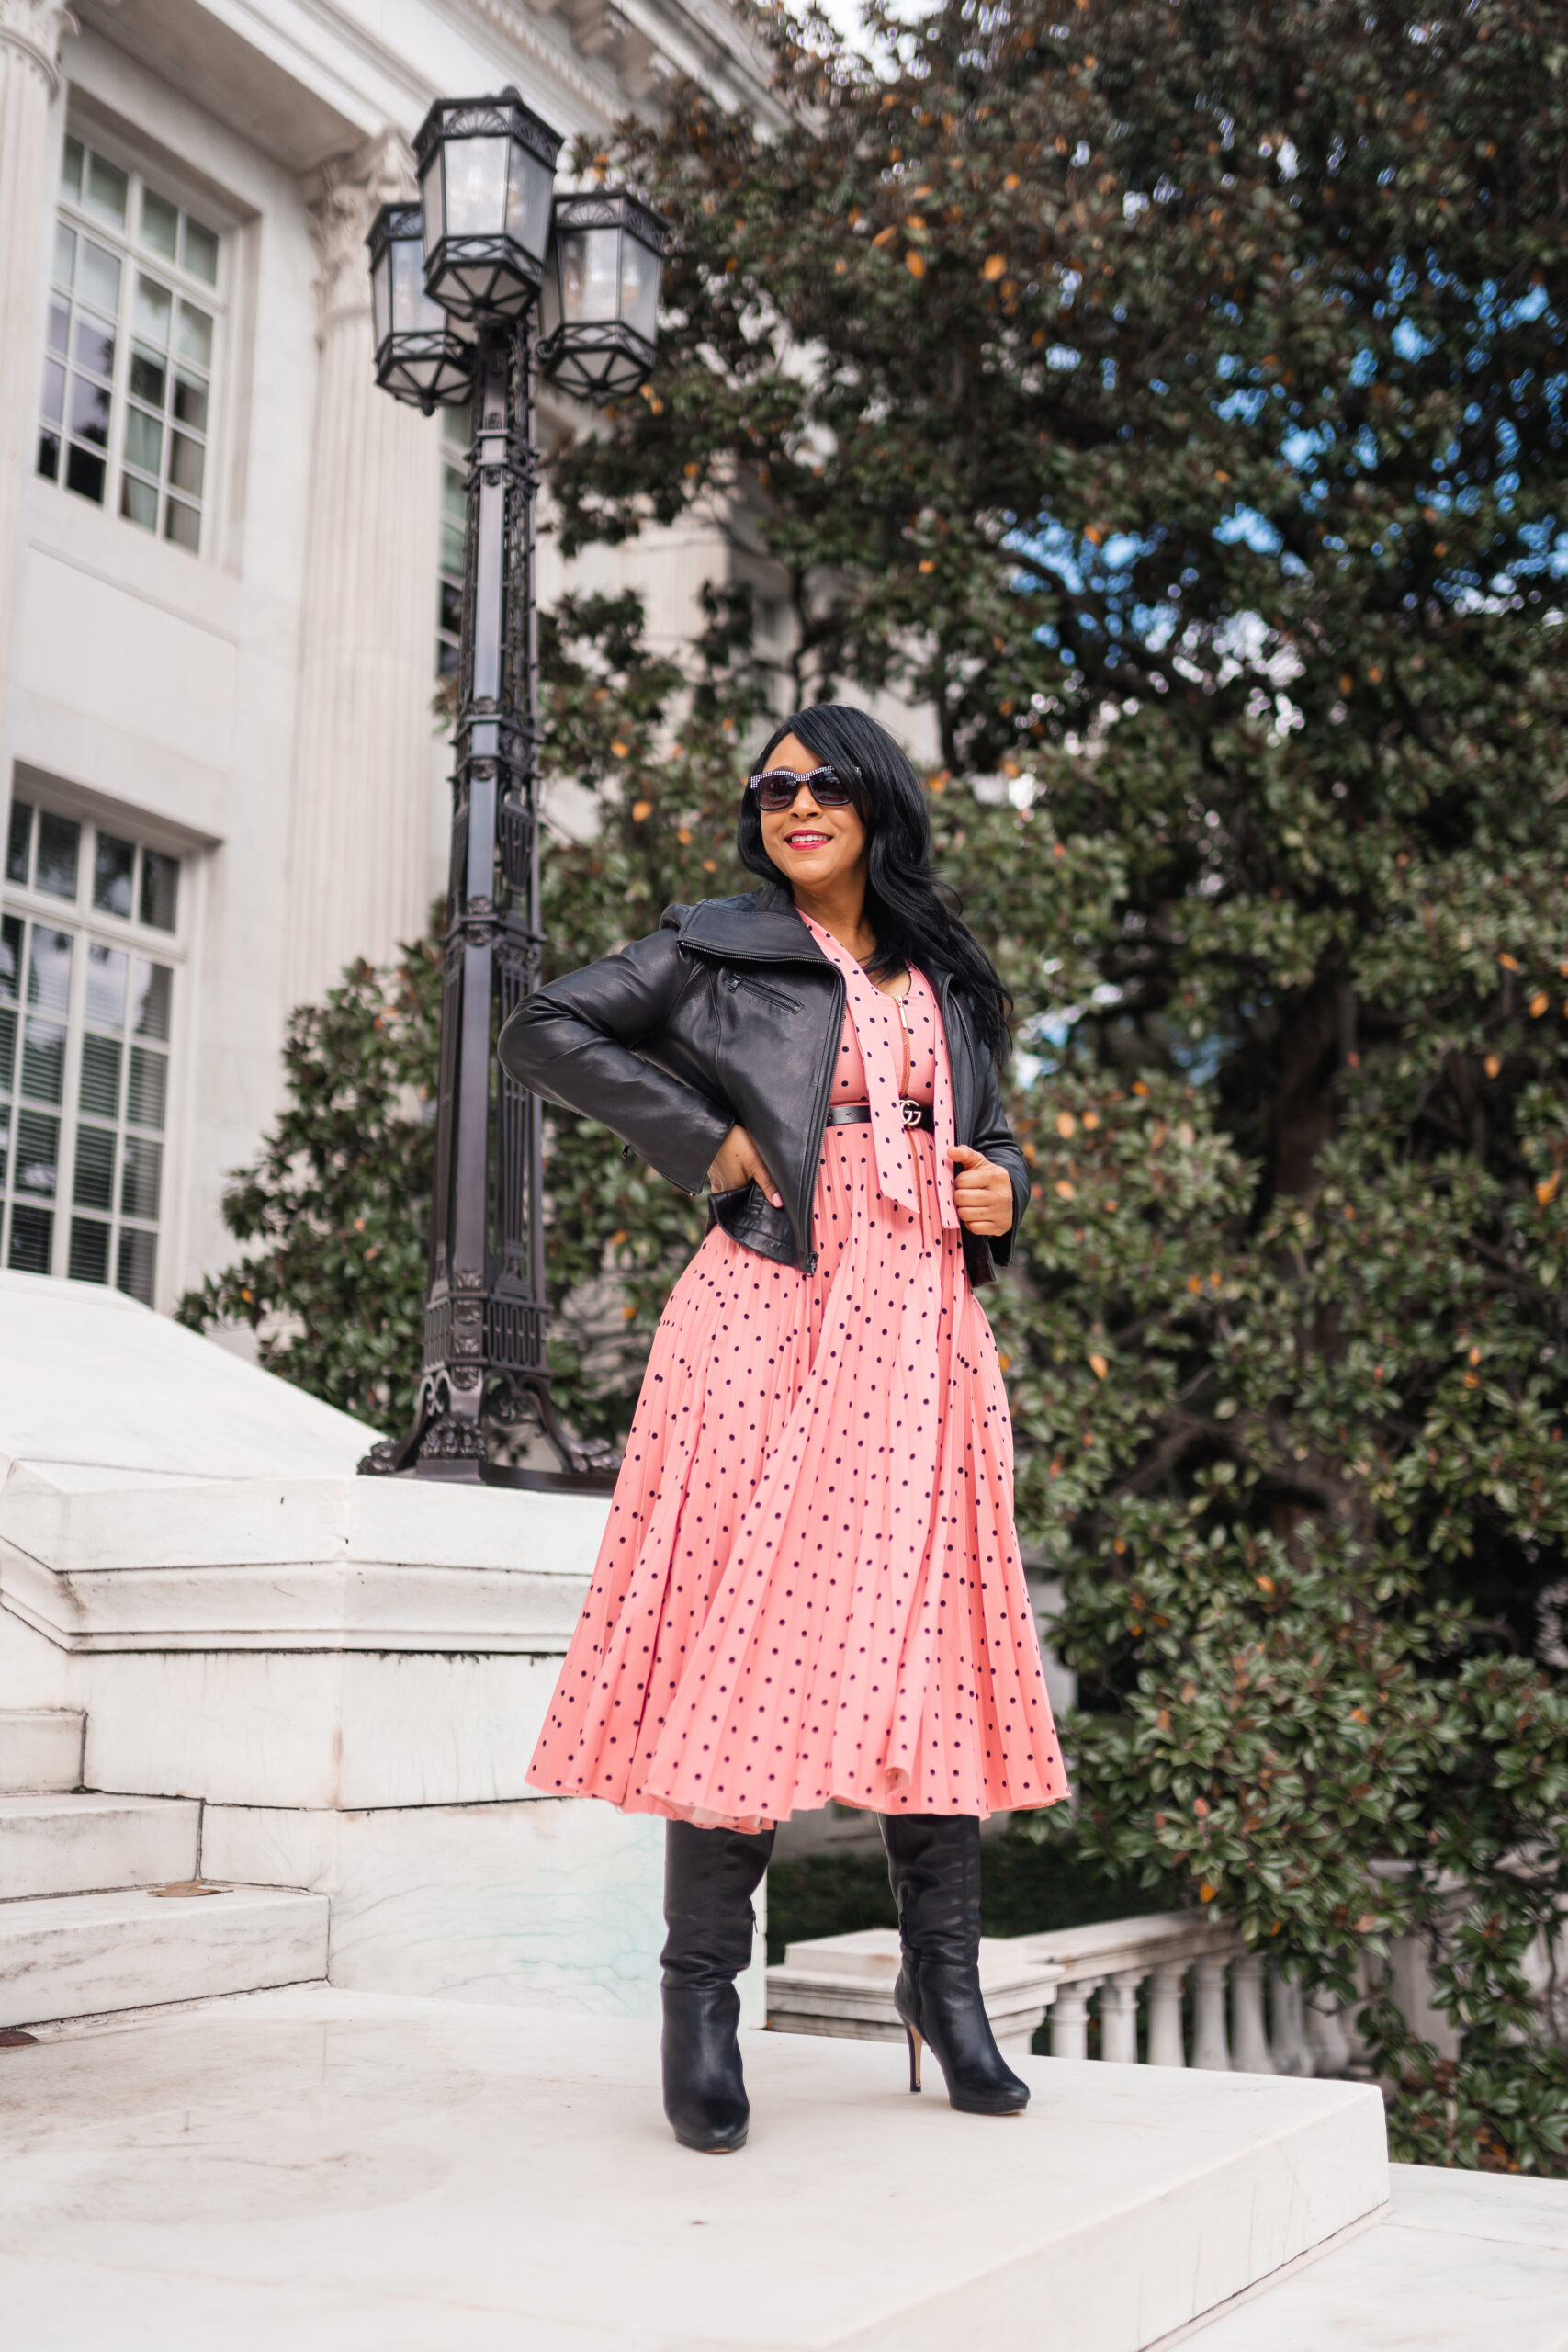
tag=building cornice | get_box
[438,0,625,126]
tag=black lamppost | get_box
[359,91,667,1487]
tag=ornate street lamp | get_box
[360,89,667,1489]
[539,192,668,405]
[367,203,475,413]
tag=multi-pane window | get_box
[437,401,468,679]
[3,797,180,1306]
[39,135,220,554]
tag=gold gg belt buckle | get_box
[898,1098,923,1128]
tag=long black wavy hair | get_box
[736,703,1012,1063]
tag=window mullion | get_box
[106,190,138,528]
[52,906,88,1280]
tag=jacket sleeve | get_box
[496,929,734,1196]
[970,1049,1030,1268]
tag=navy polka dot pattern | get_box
[525,918,1069,1832]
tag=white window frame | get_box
[39,122,229,560]
[2,787,190,1309]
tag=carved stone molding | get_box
[0,0,76,93]
[306,128,416,332]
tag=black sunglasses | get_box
[745,763,858,812]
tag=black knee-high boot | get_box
[660,1819,775,2153]
[878,1812,1029,2117]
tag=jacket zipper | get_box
[724,970,802,1013]
[795,967,844,1272]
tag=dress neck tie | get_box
[799,912,960,1234]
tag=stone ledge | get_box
[768,1925,1062,2053]
[0,1988,1392,2352]
[0,1471,608,1653]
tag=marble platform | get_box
[0,1986,1389,2352]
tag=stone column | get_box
[1047,1977,1101,2061]
[1189,1952,1233,2071]
[1269,1962,1314,2076]
[284,130,443,1013]
[1145,1962,1188,2067]
[1229,1951,1276,2075]
[1098,1973,1143,2064]
[0,0,74,777]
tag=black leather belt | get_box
[825,1100,934,1133]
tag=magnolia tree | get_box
[184,0,1568,2167]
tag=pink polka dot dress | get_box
[526,911,1069,1831]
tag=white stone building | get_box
[0,0,773,1317]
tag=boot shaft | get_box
[877,1811,983,1970]
[660,1819,775,1988]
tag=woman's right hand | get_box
[709,1124,784,1207]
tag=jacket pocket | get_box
[709,1181,754,1212]
[720,969,800,1014]
[710,1179,795,1258]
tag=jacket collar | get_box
[662,888,832,967]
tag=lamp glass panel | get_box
[445,138,510,237]
[371,247,391,346]
[391,236,442,333]
[421,154,444,252]
[560,229,620,324]
[539,244,561,337]
[621,233,661,343]
[504,142,555,265]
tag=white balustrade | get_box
[767,1909,1364,2081]
[1189,1952,1233,2070]
[1046,1978,1100,2061]
[1098,1973,1141,2064]
[1145,1962,1189,2067]
[1307,1990,1355,2077]
[1269,1965,1314,2076]
[764,1928,1060,2055]
[1229,1951,1275,2075]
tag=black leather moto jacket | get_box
[496,888,1029,1287]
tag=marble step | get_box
[0,1883,329,2030]
[0,1709,85,1792]
[0,1990,1393,2350]
[0,1793,200,1899]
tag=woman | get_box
[499,704,1067,2154]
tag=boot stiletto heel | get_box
[906,2024,923,2093]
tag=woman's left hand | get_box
[949,1145,1014,1238]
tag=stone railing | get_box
[764,1926,1061,2055]
[768,1912,1352,2075]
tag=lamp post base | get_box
[358,1375,620,1490]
